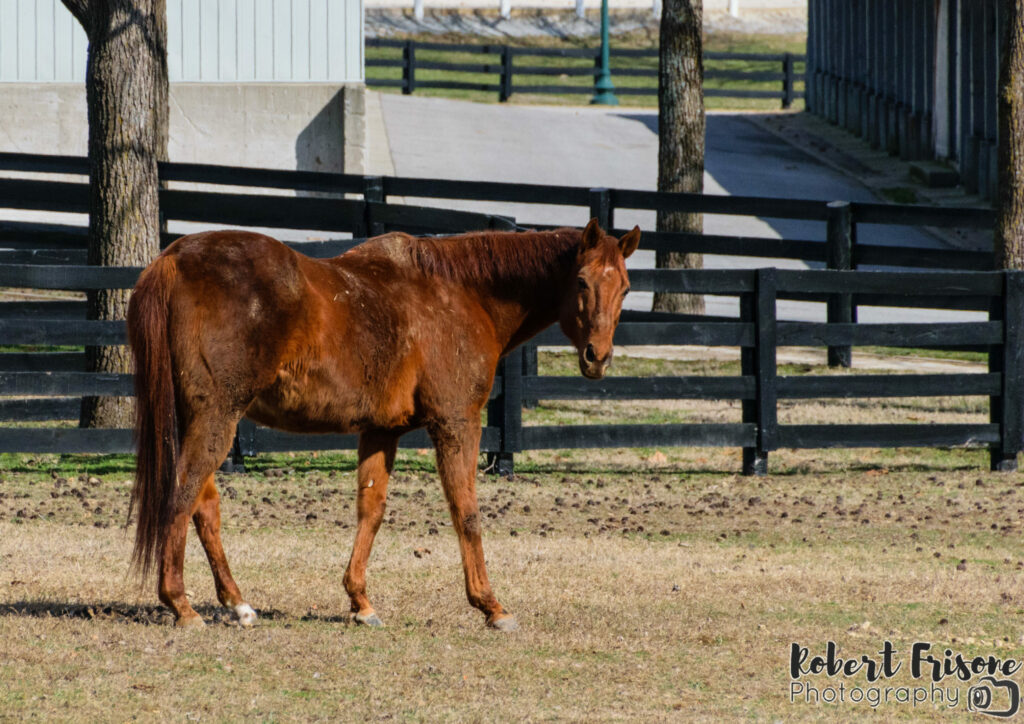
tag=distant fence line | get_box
[0,152,1013,475]
[365,38,806,107]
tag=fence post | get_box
[219,435,246,473]
[826,201,853,368]
[588,187,613,230]
[221,419,257,473]
[741,268,778,476]
[782,52,794,109]
[499,45,513,103]
[990,270,1024,472]
[522,344,538,408]
[403,40,416,95]
[362,175,386,236]
[486,352,522,477]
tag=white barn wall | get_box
[0,0,366,173]
[1,0,363,82]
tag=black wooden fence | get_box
[365,38,806,108]
[2,263,1019,475]
[0,153,1011,475]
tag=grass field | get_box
[2,351,1022,720]
[366,31,807,111]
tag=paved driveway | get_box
[375,93,976,323]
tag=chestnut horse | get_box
[126,218,640,630]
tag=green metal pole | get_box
[590,0,618,105]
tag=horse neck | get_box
[483,248,576,355]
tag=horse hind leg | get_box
[158,412,249,627]
[192,474,257,626]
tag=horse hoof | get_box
[175,613,206,629]
[354,611,384,627]
[487,614,519,632]
[234,603,258,628]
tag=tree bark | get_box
[62,0,168,428]
[654,0,705,314]
[997,0,1024,270]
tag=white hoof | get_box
[234,603,257,627]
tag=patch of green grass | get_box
[858,346,987,364]
[366,31,807,110]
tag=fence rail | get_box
[364,38,806,107]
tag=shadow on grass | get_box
[0,600,289,626]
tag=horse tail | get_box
[126,254,180,581]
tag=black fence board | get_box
[777,373,1000,398]
[533,322,753,347]
[0,178,90,213]
[0,371,134,397]
[382,177,588,206]
[0,249,87,265]
[775,269,1003,295]
[0,264,140,289]
[159,161,365,194]
[514,65,594,76]
[0,221,88,247]
[0,398,77,422]
[249,427,500,453]
[0,353,85,372]
[777,321,1002,347]
[777,424,1000,448]
[852,201,993,228]
[524,375,755,400]
[626,269,755,293]
[626,230,827,261]
[0,427,135,454]
[614,189,830,220]
[0,320,126,346]
[522,423,756,449]
[853,244,993,270]
[161,188,364,231]
[0,301,86,319]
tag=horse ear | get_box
[580,217,602,253]
[619,226,641,259]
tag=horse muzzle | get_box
[579,343,611,379]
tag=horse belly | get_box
[245,364,416,434]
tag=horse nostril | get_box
[584,344,597,365]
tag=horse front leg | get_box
[430,418,518,631]
[343,431,398,627]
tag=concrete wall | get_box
[0,82,367,175]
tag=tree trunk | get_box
[653,0,705,314]
[997,0,1024,270]
[63,0,168,428]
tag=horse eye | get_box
[622,287,630,297]
[577,277,588,291]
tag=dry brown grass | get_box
[2,448,1024,721]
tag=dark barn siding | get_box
[807,0,1000,199]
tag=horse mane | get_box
[404,228,582,288]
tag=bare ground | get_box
[1,443,1024,721]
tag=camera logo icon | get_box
[968,676,1021,718]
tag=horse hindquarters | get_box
[127,253,255,626]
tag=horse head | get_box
[560,218,641,379]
